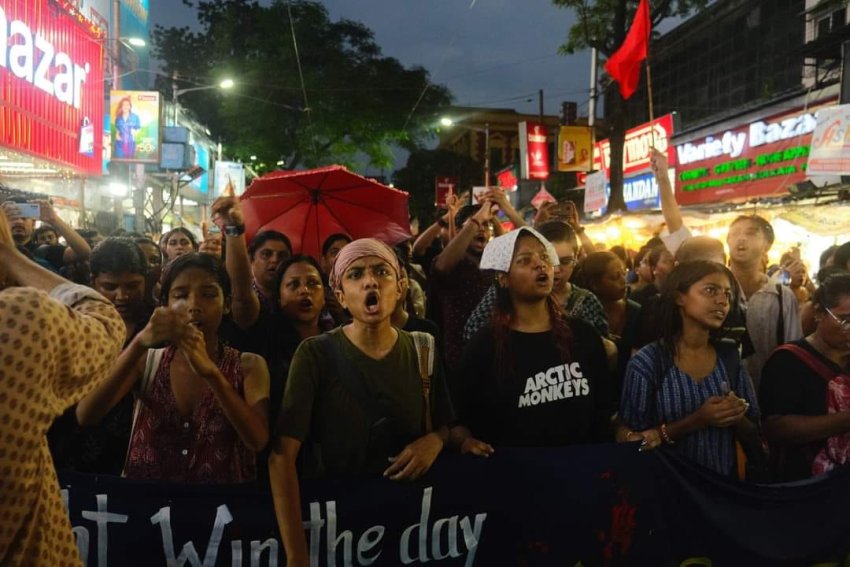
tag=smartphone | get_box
[207,224,221,235]
[16,203,40,219]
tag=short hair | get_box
[160,252,231,305]
[535,220,577,246]
[813,272,850,311]
[817,265,847,286]
[248,230,292,260]
[730,214,775,247]
[675,236,727,264]
[160,227,198,251]
[831,242,850,271]
[34,225,58,239]
[454,204,481,230]
[321,233,352,257]
[648,245,673,270]
[90,237,148,278]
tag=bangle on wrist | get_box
[660,423,675,445]
[224,224,245,237]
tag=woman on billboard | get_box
[114,96,141,159]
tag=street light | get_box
[171,76,235,125]
[440,117,491,187]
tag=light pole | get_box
[440,117,491,187]
[171,75,235,126]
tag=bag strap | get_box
[315,334,382,423]
[775,343,837,383]
[410,331,435,433]
[123,348,164,476]
[776,284,785,346]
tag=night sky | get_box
[148,0,591,118]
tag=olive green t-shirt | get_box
[278,327,454,477]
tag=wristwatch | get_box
[224,224,245,237]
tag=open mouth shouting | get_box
[364,290,380,315]
[535,271,550,286]
[298,298,314,311]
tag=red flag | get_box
[604,0,651,99]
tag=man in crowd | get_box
[430,199,500,373]
[248,230,292,314]
[2,196,92,271]
[0,211,124,566]
[49,238,152,475]
[320,232,352,280]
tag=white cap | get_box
[480,226,559,272]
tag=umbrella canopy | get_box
[240,165,412,259]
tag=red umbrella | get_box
[240,165,412,259]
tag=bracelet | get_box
[660,423,675,445]
[224,224,245,237]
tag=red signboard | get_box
[434,176,457,207]
[496,166,517,191]
[519,121,549,180]
[673,101,835,206]
[593,113,676,177]
[0,0,105,175]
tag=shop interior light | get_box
[109,183,129,197]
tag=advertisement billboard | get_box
[557,126,593,172]
[674,101,834,205]
[519,121,550,180]
[214,161,245,197]
[0,0,106,175]
[109,90,161,163]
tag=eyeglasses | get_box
[825,307,850,332]
[559,256,577,267]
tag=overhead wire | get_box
[285,0,318,159]
[401,0,481,133]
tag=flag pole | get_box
[645,32,655,149]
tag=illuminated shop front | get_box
[0,0,106,224]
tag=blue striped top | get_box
[620,342,760,476]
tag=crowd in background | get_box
[4,148,850,564]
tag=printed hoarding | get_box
[109,90,161,163]
[557,126,593,172]
[593,114,676,178]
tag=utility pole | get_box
[588,48,599,162]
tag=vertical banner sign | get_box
[558,126,593,172]
[584,171,608,212]
[0,0,106,175]
[215,161,246,197]
[434,176,457,207]
[109,90,161,163]
[519,121,550,180]
[807,104,850,176]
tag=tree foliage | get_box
[551,0,708,213]
[393,149,484,225]
[153,0,452,172]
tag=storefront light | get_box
[109,183,129,197]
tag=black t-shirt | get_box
[455,318,615,447]
[759,338,837,481]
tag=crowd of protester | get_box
[5,147,850,564]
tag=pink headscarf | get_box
[329,238,400,290]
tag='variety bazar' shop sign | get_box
[674,100,836,205]
[0,0,105,175]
